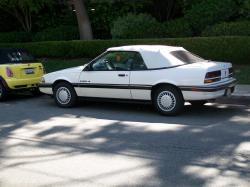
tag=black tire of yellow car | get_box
[31,88,43,96]
[0,83,7,101]
[153,85,184,116]
[190,100,207,107]
[53,82,77,108]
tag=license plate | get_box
[25,68,34,74]
[221,69,229,79]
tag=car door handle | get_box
[118,74,126,77]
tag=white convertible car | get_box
[39,45,237,115]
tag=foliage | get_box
[111,13,163,39]
[33,5,77,32]
[0,11,18,32]
[1,37,249,65]
[237,0,250,19]
[0,0,55,32]
[202,21,250,36]
[146,0,183,21]
[87,0,151,38]
[32,26,79,42]
[0,32,32,43]
[185,0,238,34]
[162,18,193,38]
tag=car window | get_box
[91,51,147,71]
[7,50,35,62]
[170,50,205,64]
[0,49,36,64]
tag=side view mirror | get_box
[83,65,92,71]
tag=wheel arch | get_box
[0,76,10,91]
[52,79,74,91]
[151,82,183,100]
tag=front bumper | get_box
[39,83,53,95]
[180,78,237,100]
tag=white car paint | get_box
[39,45,237,101]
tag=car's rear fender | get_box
[0,76,10,91]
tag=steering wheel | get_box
[103,59,114,70]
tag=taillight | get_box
[6,67,14,77]
[39,65,46,74]
[204,70,221,84]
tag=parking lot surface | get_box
[0,95,250,187]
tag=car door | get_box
[129,52,151,100]
[77,51,131,99]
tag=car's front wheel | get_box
[53,82,77,108]
[0,83,7,101]
[153,85,184,116]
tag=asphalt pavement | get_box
[0,94,249,187]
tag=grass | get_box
[235,66,250,84]
[42,59,250,84]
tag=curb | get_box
[217,95,250,106]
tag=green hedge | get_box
[0,36,249,65]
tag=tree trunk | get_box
[73,0,93,40]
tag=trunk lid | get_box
[8,62,44,79]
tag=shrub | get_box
[0,37,249,65]
[202,21,250,36]
[185,0,238,34]
[0,32,32,43]
[32,25,79,42]
[111,13,163,39]
[162,18,193,38]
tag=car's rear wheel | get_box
[153,85,184,115]
[0,83,7,101]
[53,82,77,108]
[190,100,207,107]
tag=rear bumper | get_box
[4,77,41,90]
[180,78,237,100]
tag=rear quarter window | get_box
[170,50,205,64]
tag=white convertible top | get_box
[107,45,186,68]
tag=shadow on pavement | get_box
[0,95,249,186]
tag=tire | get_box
[0,82,7,101]
[31,88,43,96]
[153,85,184,116]
[190,100,207,107]
[53,82,77,108]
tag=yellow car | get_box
[0,48,44,100]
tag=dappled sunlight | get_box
[0,96,250,186]
[235,142,250,155]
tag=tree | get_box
[72,0,93,40]
[0,0,54,32]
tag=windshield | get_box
[170,50,205,64]
[0,49,36,64]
